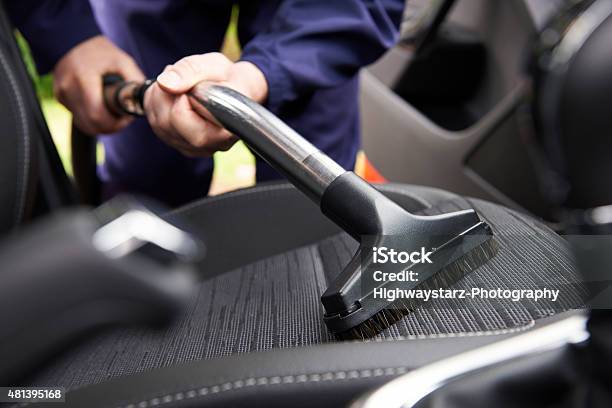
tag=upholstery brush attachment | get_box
[318,172,496,339]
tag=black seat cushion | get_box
[28,183,585,405]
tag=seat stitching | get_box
[116,367,409,408]
[113,321,536,408]
[0,46,30,225]
[354,319,535,343]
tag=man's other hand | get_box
[54,35,145,135]
[145,52,268,157]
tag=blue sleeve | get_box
[5,0,101,74]
[240,0,404,112]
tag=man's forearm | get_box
[5,0,101,73]
[239,0,404,112]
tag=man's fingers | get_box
[151,117,194,152]
[187,88,219,125]
[169,95,237,155]
[156,53,233,94]
[115,56,146,82]
[169,95,216,149]
[52,35,147,135]
[63,76,122,135]
[80,75,124,134]
[146,87,195,151]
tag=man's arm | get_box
[4,0,145,135]
[240,0,404,112]
[5,0,100,74]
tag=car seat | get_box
[0,4,586,408]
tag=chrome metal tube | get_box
[189,84,345,204]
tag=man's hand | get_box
[144,52,268,157]
[54,35,145,135]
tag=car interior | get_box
[0,0,609,407]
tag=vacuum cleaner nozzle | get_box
[319,172,496,339]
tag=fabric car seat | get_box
[24,183,584,408]
[0,5,584,408]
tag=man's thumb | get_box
[157,53,231,94]
[157,70,186,93]
[157,57,205,94]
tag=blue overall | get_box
[9,0,403,206]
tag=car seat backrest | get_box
[0,5,78,235]
[0,7,37,234]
